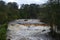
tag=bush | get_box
[0,23,7,40]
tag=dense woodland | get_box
[0,0,60,40]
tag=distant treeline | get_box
[0,0,60,25]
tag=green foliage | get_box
[19,4,40,19]
[0,23,7,40]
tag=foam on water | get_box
[7,25,51,40]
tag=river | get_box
[7,25,56,40]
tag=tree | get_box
[0,1,7,24]
[29,4,40,18]
[19,4,30,19]
[19,4,40,19]
[7,2,20,21]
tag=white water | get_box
[7,24,51,40]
